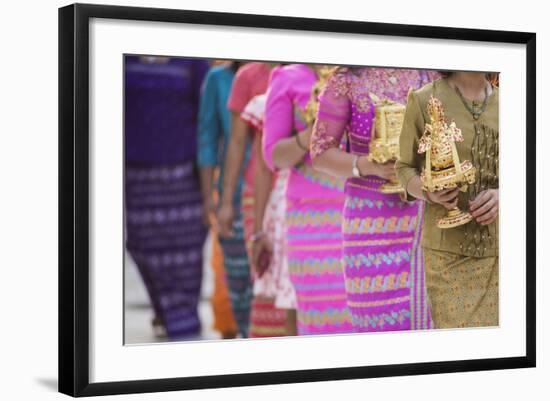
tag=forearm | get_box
[271,130,308,169]
[199,166,215,205]
[221,116,249,206]
[405,175,428,202]
[312,148,378,179]
[396,159,423,202]
[253,139,273,232]
[220,140,245,205]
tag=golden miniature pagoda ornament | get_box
[300,66,335,126]
[418,96,476,229]
[367,93,407,194]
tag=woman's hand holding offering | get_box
[357,157,396,181]
[425,187,460,210]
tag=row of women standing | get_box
[125,56,499,340]
[199,61,438,338]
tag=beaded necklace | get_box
[453,83,489,120]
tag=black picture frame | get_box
[58,2,536,397]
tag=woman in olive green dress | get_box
[396,71,499,329]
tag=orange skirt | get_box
[211,233,238,335]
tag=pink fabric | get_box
[240,94,267,188]
[228,63,270,189]
[262,64,350,334]
[227,63,271,113]
[254,169,297,309]
[262,64,344,199]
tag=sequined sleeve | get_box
[425,70,442,85]
[310,71,351,159]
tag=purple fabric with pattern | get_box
[125,162,207,338]
[124,56,207,338]
[311,67,438,332]
[124,56,208,164]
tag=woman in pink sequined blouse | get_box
[310,67,439,332]
[262,64,353,335]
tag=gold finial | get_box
[419,96,477,229]
[300,66,336,127]
[366,93,407,194]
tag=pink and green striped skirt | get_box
[285,195,353,335]
[342,178,433,332]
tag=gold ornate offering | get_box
[418,96,476,229]
[301,66,335,126]
[367,93,406,194]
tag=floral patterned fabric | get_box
[240,94,288,337]
[241,94,297,307]
[424,249,498,328]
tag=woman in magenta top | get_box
[310,67,438,332]
[263,64,352,335]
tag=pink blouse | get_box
[311,67,440,161]
[262,64,345,199]
[227,62,271,113]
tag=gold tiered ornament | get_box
[367,93,406,194]
[418,96,477,229]
[301,66,335,126]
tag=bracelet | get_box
[249,230,265,242]
[295,132,309,152]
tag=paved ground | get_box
[124,233,221,344]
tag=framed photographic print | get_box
[58,2,536,397]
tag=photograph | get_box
[123,56,500,344]
[58,3,535,396]
[1,0,545,399]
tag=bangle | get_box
[295,132,308,152]
[249,230,265,242]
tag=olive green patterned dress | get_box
[396,78,499,329]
